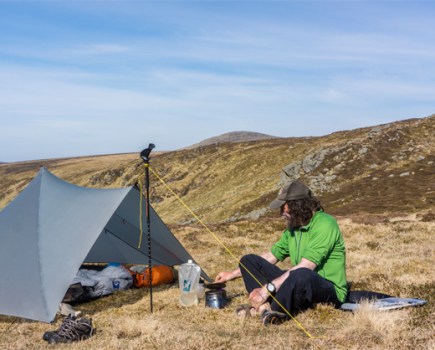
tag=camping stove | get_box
[204,282,228,309]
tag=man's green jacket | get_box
[271,210,348,302]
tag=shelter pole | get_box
[140,143,156,313]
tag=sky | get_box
[1,1,434,162]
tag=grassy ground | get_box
[0,215,433,349]
[1,116,433,349]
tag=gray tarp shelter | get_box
[0,167,209,323]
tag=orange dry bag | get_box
[133,265,174,287]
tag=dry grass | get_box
[1,215,433,349]
[0,116,434,348]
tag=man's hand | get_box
[214,271,234,283]
[248,287,269,310]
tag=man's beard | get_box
[282,212,302,230]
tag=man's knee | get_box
[239,254,259,267]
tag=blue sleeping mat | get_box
[340,290,427,311]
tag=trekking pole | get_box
[140,143,155,313]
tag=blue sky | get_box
[1,1,434,162]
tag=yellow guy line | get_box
[148,166,317,339]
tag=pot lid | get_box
[204,282,226,290]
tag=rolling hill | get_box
[186,131,277,149]
[0,114,434,225]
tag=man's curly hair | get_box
[285,197,323,229]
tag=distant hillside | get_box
[187,131,277,149]
[0,115,434,224]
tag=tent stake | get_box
[140,143,155,313]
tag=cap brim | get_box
[269,199,286,209]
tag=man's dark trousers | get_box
[239,254,341,316]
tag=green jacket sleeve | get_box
[302,219,339,266]
[271,229,290,261]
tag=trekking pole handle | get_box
[140,143,155,164]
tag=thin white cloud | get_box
[63,44,131,56]
[33,119,94,129]
[0,2,434,162]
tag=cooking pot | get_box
[205,289,227,309]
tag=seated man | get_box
[215,180,347,325]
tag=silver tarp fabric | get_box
[0,168,204,323]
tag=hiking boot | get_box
[42,314,76,341]
[46,315,94,344]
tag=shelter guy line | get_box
[147,165,317,339]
